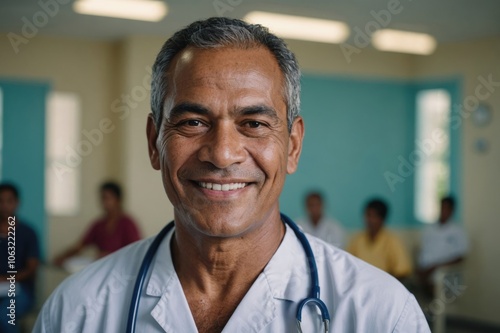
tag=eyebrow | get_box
[167,102,210,119]
[238,105,280,121]
[166,102,281,121]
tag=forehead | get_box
[166,46,285,108]
[307,196,322,203]
[0,190,16,200]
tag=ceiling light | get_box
[372,29,437,55]
[73,0,168,22]
[244,11,349,44]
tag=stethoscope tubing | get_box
[126,214,331,333]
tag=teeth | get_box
[199,182,247,191]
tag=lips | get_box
[198,182,248,191]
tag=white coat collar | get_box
[144,222,311,332]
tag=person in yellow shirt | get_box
[348,198,412,279]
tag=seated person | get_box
[54,181,141,267]
[0,183,40,333]
[348,198,412,279]
[297,191,345,248]
[418,196,468,294]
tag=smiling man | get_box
[34,18,429,333]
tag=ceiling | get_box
[1,0,499,44]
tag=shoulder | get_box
[88,217,106,229]
[17,222,39,245]
[421,224,435,233]
[383,229,404,243]
[448,222,466,233]
[309,237,420,326]
[120,213,140,225]
[323,217,344,229]
[348,231,365,243]
[61,237,152,291]
[38,237,154,330]
[312,235,402,286]
[18,222,37,236]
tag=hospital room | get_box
[0,0,499,332]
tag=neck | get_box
[0,215,12,225]
[106,209,121,220]
[172,210,285,297]
[439,217,449,225]
[368,228,381,241]
[311,215,322,227]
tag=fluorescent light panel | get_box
[244,11,349,44]
[372,29,437,55]
[73,0,168,22]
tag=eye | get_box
[172,118,209,134]
[185,119,203,127]
[245,121,263,128]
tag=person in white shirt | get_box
[418,196,468,294]
[297,192,346,248]
[34,17,429,333]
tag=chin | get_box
[186,210,256,238]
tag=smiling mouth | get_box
[198,182,248,191]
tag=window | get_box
[45,92,81,216]
[414,89,451,223]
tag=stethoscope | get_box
[126,213,331,333]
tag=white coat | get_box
[34,223,430,332]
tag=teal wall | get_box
[280,74,461,229]
[0,79,49,259]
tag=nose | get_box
[197,121,247,169]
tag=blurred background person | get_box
[54,181,141,268]
[297,191,346,248]
[418,196,468,294]
[0,183,40,333]
[348,198,412,280]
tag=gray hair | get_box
[151,17,301,131]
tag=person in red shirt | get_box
[54,182,141,266]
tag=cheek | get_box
[249,136,289,179]
[157,132,183,172]
[156,135,182,196]
[158,134,198,193]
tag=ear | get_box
[146,113,161,170]
[287,116,304,174]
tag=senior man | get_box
[34,18,429,332]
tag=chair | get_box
[430,263,466,333]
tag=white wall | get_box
[120,36,175,237]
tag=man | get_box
[0,183,40,333]
[297,192,345,248]
[418,196,468,293]
[348,198,413,280]
[34,18,429,332]
[54,181,141,266]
